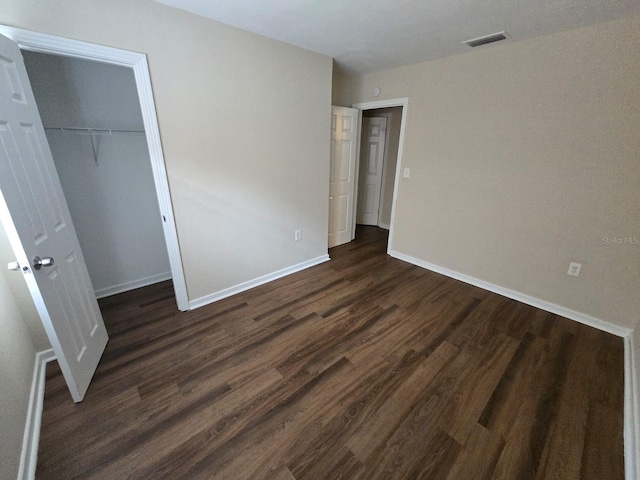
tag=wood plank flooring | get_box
[36,226,625,479]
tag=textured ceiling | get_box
[154,0,640,75]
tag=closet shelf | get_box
[44,127,146,165]
[44,127,145,136]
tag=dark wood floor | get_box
[37,226,624,479]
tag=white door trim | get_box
[352,97,408,254]
[0,25,189,311]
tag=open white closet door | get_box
[0,33,108,402]
[328,106,358,248]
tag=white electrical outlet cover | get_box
[567,262,582,277]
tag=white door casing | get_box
[353,98,409,253]
[357,116,387,226]
[328,106,358,248]
[0,33,108,402]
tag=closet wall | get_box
[23,51,171,298]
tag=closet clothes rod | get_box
[44,127,145,136]
[43,127,146,166]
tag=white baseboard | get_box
[388,250,631,337]
[625,327,640,480]
[378,222,390,230]
[189,255,330,310]
[389,249,640,479]
[94,272,172,299]
[18,349,55,480]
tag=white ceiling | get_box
[154,0,640,75]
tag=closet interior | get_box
[23,51,172,299]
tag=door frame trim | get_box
[353,97,408,253]
[0,25,189,310]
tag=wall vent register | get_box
[463,31,510,48]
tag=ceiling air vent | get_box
[463,31,510,48]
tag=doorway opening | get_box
[352,97,409,253]
[354,106,403,248]
[23,51,172,303]
[0,25,189,311]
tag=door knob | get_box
[33,256,54,270]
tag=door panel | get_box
[363,184,377,216]
[357,117,387,226]
[336,194,348,233]
[0,33,108,402]
[328,106,358,248]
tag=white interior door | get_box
[328,106,358,248]
[0,33,108,402]
[357,116,387,226]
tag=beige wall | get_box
[332,71,355,107]
[1,0,332,302]
[335,15,640,330]
[0,261,37,479]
